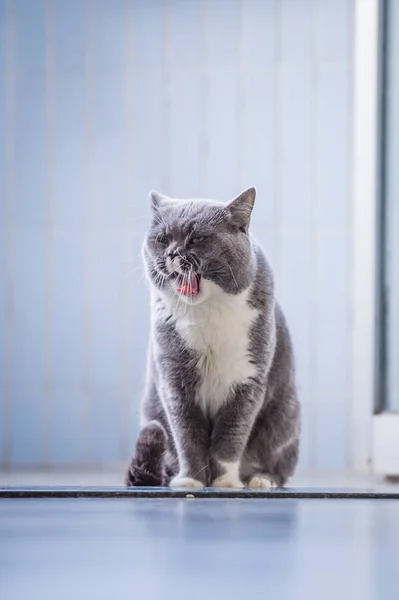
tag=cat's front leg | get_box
[210,383,263,488]
[162,391,210,488]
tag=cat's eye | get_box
[156,235,169,245]
[191,236,206,245]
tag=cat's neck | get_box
[154,279,255,325]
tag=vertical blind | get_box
[0,0,353,469]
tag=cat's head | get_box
[143,188,257,305]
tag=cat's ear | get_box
[149,190,170,211]
[226,187,256,233]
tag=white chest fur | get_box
[173,281,259,415]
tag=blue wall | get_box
[0,0,353,469]
[386,0,399,413]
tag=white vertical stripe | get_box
[308,0,321,469]
[236,0,245,192]
[83,0,95,463]
[351,0,379,471]
[273,0,283,299]
[121,0,135,461]
[44,0,56,466]
[162,0,172,194]
[3,0,16,468]
[346,0,355,467]
[199,0,209,195]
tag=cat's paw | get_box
[211,460,244,489]
[211,474,244,489]
[248,475,276,489]
[169,476,204,489]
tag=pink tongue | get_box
[177,273,199,296]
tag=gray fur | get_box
[126,187,300,488]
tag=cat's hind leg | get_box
[125,421,167,486]
[242,440,299,489]
[270,440,299,488]
[240,455,276,488]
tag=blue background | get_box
[0,0,354,469]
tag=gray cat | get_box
[126,188,300,489]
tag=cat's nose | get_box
[168,248,187,262]
[168,250,193,273]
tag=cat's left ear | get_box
[149,190,170,211]
[226,187,256,233]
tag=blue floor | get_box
[1,497,399,599]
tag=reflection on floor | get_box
[1,496,398,599]
[0,468,397,490]
[0,468,128,487]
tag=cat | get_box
[126,187,300,489]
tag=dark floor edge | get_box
[1,487,399,499]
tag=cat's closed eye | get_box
[190,236,206,245]
[156,235,169,245]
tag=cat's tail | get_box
[125,421,167,487]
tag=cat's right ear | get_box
[149,190,170,211]
[226,187,256,233]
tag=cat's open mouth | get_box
[174,272,201,297]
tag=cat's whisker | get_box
[154,210,168,230]
[175,272,185,312]
[188,266,195,320]
[151,269,166,288]
[154,271,169,288]
[180,271,189,311]
[224,261,239,290]
[181,270,190,314]
[124,264,144,278]
[193,464,209,479]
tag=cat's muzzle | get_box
[166,254,202,297]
